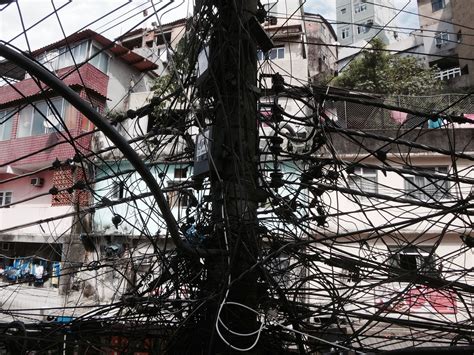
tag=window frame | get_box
[257,47,285,61]
[431,0,446,12]
[348,167,378,195]
[0,110,14,141]
[17,98,67,138]
[341,27,350,39]
[90,44,110,74]
[354,3,367,13]
[357,21,372,35]
[388,246,439,278]
[404,166,451,201]
[435,31,449,46]
[0,191,12,207]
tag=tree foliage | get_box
[151,35,192,106]
[334,38,442,95]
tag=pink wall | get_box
[0,170,54,206]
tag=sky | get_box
[0,0,193,51]
[306,0,420,34]
[0,0,420,52]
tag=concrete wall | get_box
[305,14,338,82]
[417,0,453,29]
[337,0,398,46]
[103,45,153,113]
[452,1,474,88]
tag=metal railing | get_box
[324,94,474,130]
[435,67,462,80]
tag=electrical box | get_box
[193,127,212,177]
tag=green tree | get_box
[151,34,193,109]
[334,38,442,95]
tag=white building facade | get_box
[336,0,400,46]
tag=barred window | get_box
[405,166,451,201]
[348,167,378,194]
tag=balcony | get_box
[435,67,462,80]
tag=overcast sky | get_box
[0,0,420,51]
[306,0,420,33]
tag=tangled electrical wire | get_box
[0,0,473,354]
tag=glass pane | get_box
[269,49,277,60]
[0,111,13,141]
[32,101,47,136]
[90,45,100,68]
[4,192,11,205]
[17,106,33,138]
[58,47,73,69]
[99,53,109,73]
[73,41,88,63]
[46,98,65,132]
[277,48,284,59]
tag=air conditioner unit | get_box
[31,177,44,187]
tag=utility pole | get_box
[199,0,260,353]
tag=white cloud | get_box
[0,0,190,51]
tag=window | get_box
[340,7,347,14]
[388,246,439,277]
[90,45,110,73]
[431,0,445,12]
[405,166,450,201]
[0,110,14,141]
[174,167,188,179]
[348,167,378,194]
[257,47,284,61]
[341,27,350,39]
[167,167,189,209]
[0,192,12,207]
[39,41,89,71]
[17,98,68,138]
[110,181,125,200]
[435,31,449,46]
[355,3,367,13]
[357,21,372,34]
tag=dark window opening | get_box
[431,0,445,12]
[389,246,440,278]
[111,181,125,200]
[156,32,172,46]
[121,37,142,50]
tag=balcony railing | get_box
[324,94,474,130]
[435,67,462,81]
